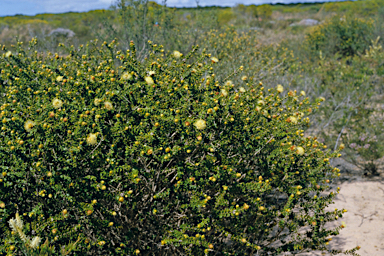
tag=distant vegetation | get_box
[0,0,383,48]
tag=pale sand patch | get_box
[298,181,384,256]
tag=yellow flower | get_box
[173,51,182,58]
[56,76,63,82]
[277,84,284,93]
[211,57,219,63]
[194,119,206,130]
[148,71,155,76]
[5,51,12,58]
[221,89,228,97]
[121,72,132,80]
[300,91,306,96]
[24,120,36,132]
[87,133,98,145]
[241,76,248,81]
[145,76,154,85]
[104,101,113,110]
[289,116,298,124]
[257,100,265,105]
[30,236,41,249]
[319,97,325,102]
[225,80,233,86]
[239,87,246,93]
[52,98,63,109]
[94,98,102,106]
[296,146,305,155]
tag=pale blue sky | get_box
[0,0,346,17]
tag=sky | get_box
[0,0,346,17]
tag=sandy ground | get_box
[298,158,384,256]
[297,181,384,256]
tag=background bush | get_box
[306,15,374,57]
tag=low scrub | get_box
[0,39,360,255]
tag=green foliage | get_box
[306,15,374,57]
[250,4,272,19]
[324,0,384,16]
[0,39,356,255]
[5,211,82,255]
[217,9,235,26]
[96,0,180,60]
[280,35,384,177]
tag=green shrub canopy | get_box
[306,15,374,57]
[0,39,348,255]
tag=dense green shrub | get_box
[306,15,374,57]
[0,39,360,256]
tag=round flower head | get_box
[52,98,63,109]
[221,89,228,97]
[145,76,154,85]
[224,80,233,87]
[277,84,284,93]
[257,100,265,106]
[87,133,98,145]
[5,51,12,58]
[241,76,248,81]
[319,97,325,102]
[56,76,63,82]
[148,71,155,76]
[255,106,261,112]
[296,146,305,155]
[173,51,182,59]
[121,72,132,80]
[211,57,219,63]
[194,119,207,130]
[24,120,36,132]
[104,101,113,110]
[239,87,246,93]
[94,98,102,106]
[289,116,298,124]
[300,90,306,96]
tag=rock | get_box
[48,28,75,38]
[290,19,319,27]
[249,27,263,31]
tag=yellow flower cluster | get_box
[194,119,206,130]
[52,98,63,109]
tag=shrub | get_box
[306,15,374,57]
[217,9,235,26]
[252,4,272,20]
[0,39,360,255]
[296,38,384,176]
